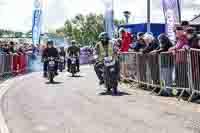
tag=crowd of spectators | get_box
[129,21,200,53]
[116,21,200,96]
[0,40,33,55]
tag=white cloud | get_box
[0,0,199,32]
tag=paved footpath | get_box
[1,66,200,133]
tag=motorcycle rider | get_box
[42,40,59,77]
[59,47,66,68]
[94,32,120,86]
[67,40,80,72]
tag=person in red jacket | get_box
[119,28,132,78]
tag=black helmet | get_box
[47,40,54,46]
[98,32,109,41]
[71,40,76,45]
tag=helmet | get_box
[98,32,109,41]
[71,40,76,45]
[47,40,54,46]
[119,28,125,33]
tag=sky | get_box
[0,0,200,32]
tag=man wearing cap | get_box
[185,27,200,49]
[181,21,190,31]
[169,26,189,51]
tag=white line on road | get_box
[0,74,34,133]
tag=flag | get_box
[104,0,114,39]
[32,0,42,46]
[162,0,181,42]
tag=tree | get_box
[57,13,125,46]
[114,19,126,26]
[15,32,23,38]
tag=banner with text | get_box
[162,0,181,43]
[32,9,42,46]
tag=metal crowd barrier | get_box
[120,49,200,102]
[0,52,34,77]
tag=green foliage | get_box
[56,13,124,46]
[0,29,14,37]
[0,29,24,38]
[15,32,23,38]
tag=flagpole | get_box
[177,0,181,23]
[112,0,114,38]
[147,0,151,32]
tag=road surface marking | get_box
[0,73,34,133]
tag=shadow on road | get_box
[45,81,63,85]
[98,91,131,96]
[68,75,84,78]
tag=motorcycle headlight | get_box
[94,55,98,59]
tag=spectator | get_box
[185,27,200,49]
[0,42,4,53]
[9,41,16,53]
[3,44,10,54]
[169,26,189,52]
[152,34,173,96]
[185,27,200,91]
[142,32,159,54]
[151,33,173,53]
[119,28,132,52]
[169,26,189,88]
[181,21,190,31]
[119,28,132,78]
[130,32,146,52]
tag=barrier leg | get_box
[178,89,185,101]
[151,81,157,94]
[188,91,195,102]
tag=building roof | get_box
[190,14,200,25]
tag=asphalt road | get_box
[1,66,200,133]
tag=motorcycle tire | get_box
[49,72,54,83]
[72,73,75,77]
[71,65,76,77]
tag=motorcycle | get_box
[69,55,78,77]
[47,57,57,83]
[103,56,119,94]
[59,56,65,72]
[94,55,119,95]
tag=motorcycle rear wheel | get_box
[49,72,54,83]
